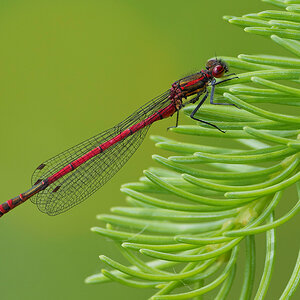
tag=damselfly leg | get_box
[188,76,238,132]
[189,92,225,133]
[167,109,180,130]
[210,78,239,107]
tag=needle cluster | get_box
[86,1,300,299]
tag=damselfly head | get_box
[206,58,228,78]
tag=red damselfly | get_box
[0,58,237,217]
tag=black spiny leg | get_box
[189,92,225,133]
[167,109,180,130]
[210,78,239,108]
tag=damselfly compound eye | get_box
[212,65,225,78]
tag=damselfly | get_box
[0,58,237,217]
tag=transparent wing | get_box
[31,90,171,215]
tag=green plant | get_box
[85,0,300,299]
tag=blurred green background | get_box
[1,0,299,299]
